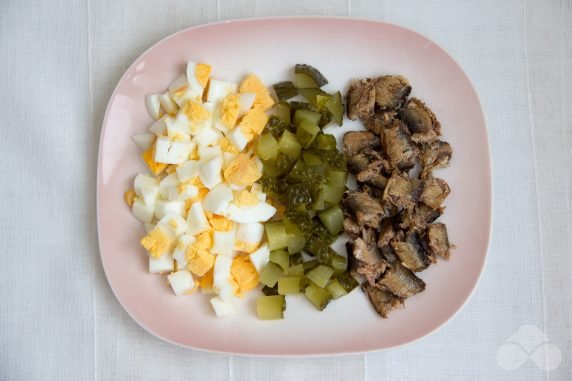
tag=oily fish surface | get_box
[126,61,276,317]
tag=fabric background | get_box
[0,0,570,380]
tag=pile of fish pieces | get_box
[343,75,453,318]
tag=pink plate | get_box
[97,17,491,356]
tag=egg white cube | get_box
[158,213,188,237]
[213,254,233,292]
[193,125,223,147]
[167,270,195,296]
[168,183,198,201]
[210,296,236,317]
[235,223,264,252]
[132,198,155,223]
[222,152,237,170]
[145,94,162,120]
[158,173,179,199]
[226,126,249,151]
[166,113,191,140]
[186,202,210,235]
[213,105,231,134]
[198,145,222,161]
[185,62,208,96]
[176,160,198,182]
[131,133,155,150]
[150,116,168,135]
[227,202,276,223]
[154,136,194,164]
[158,92,178,115]
[202,183,233,215]
[134,174,159,205]
[238,92,256,116]
[249,243,270,273]
[217,283,236,302]
[212,230,236,256]
[149,253,174,274]
[198,156,223,189]
[172,234,195,267]
[206,79,237,103]
[154,200,186,220]
[168,74,189,96]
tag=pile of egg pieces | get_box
[125,61,278,317]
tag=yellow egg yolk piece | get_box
[239,107,269,139]
[183,101,210,123]
[218,137,239,154]
[124,189,136,207]
[195,63,211,88]
[220,94,240,130]
[165,164,178,174]
[235,189,259,207]
[205,212,233,231]
[239,74,274,111]
[141,144,167,175]
[185,231,214,276]
[140,227,174,259]
[198,267,214,290]
[234,241,259,254]
[230,255,259,297]
[223,154,262,187]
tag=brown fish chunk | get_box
[391,229,430,272]
[426,223,451,260]
[381,121,416,171]
[346,79,376,120]
[344,191,385,228]
[420,140,452,178]
[373,76,411,110]
[343,131,380,157]
[420,177,450,209]
[383,172,419,210]
[363,283,404,318]
[364,110,397,135]
[376,263,426,298]
[399,98,441,143]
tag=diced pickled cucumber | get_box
[293,108,321,127]
[278,276,302,295]
[303,259,320,273]
[294,64,329,87]
[306,265,334,288]
[278,130,301,159]
[264,115,289,138]
[314,134,337,150]
[270,249,289,271]
[262,284,279,296]
[256,133,278,161]
[260,262,284,287]
[304,283,332,310]
[273,81,298,101]
[324,91,343,126]
[265,221,288,250]
[287,231,306,254]
[326,279,347,299]
[289,253,304,266]
[298,88,330,109]
[318,109,333,128]
[311,188,327,211]
[294,72,318,88]
[322,184,345,205]
[302,152,322,166]
[318,205,343,235]
[287,263,304,276]
[336,272,359,292]
[329,255,348,274]
[296,120,320,148]
[276,102,291,125]
[327,170,348,188]
[256,295,285,320]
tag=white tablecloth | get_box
[1,0,570,380]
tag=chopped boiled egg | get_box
[198,268,214,293]
[219,137,239,154]
[168,182,199,201]
[132,198,155,223]
[213,254,234,299]
[214,94,240,133]
[198,155,223,189]
[210,296,236,317]
[212,230,235,256]
[145,94,163,120]
[131,133,155,150]
[141,144,167,175]
[222,152,237,170]
[186,61,211,97]
[207,79,237,103]
[230,255,259,296]
[154,136,195,164]
[239,74,274,111]
[140,225,175,259]
[158,173,179,199]
[134,174,159,205]
[172,234,195,269]
[202,183,233,215]
[249,243,270,273]
[158,213,187,237]
[176,160,198,182]
[193,125,223,147]
[223,154,262,187]
[158,92,179,115]
[165,114,191,140]
[167,269,195,296]
[198,145,222,161]
[234,222,264,253]
[206,213,233,231]
[186,201,210,235]
[237,92,256,116]
[149,115,168,135]
[227,200,276,224]
[154,200,186,219]
[149,253,174,274]
[226,126,249,151]
[185,231,215,276]
[238,106,268,138]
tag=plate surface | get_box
[97,17,491,356]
